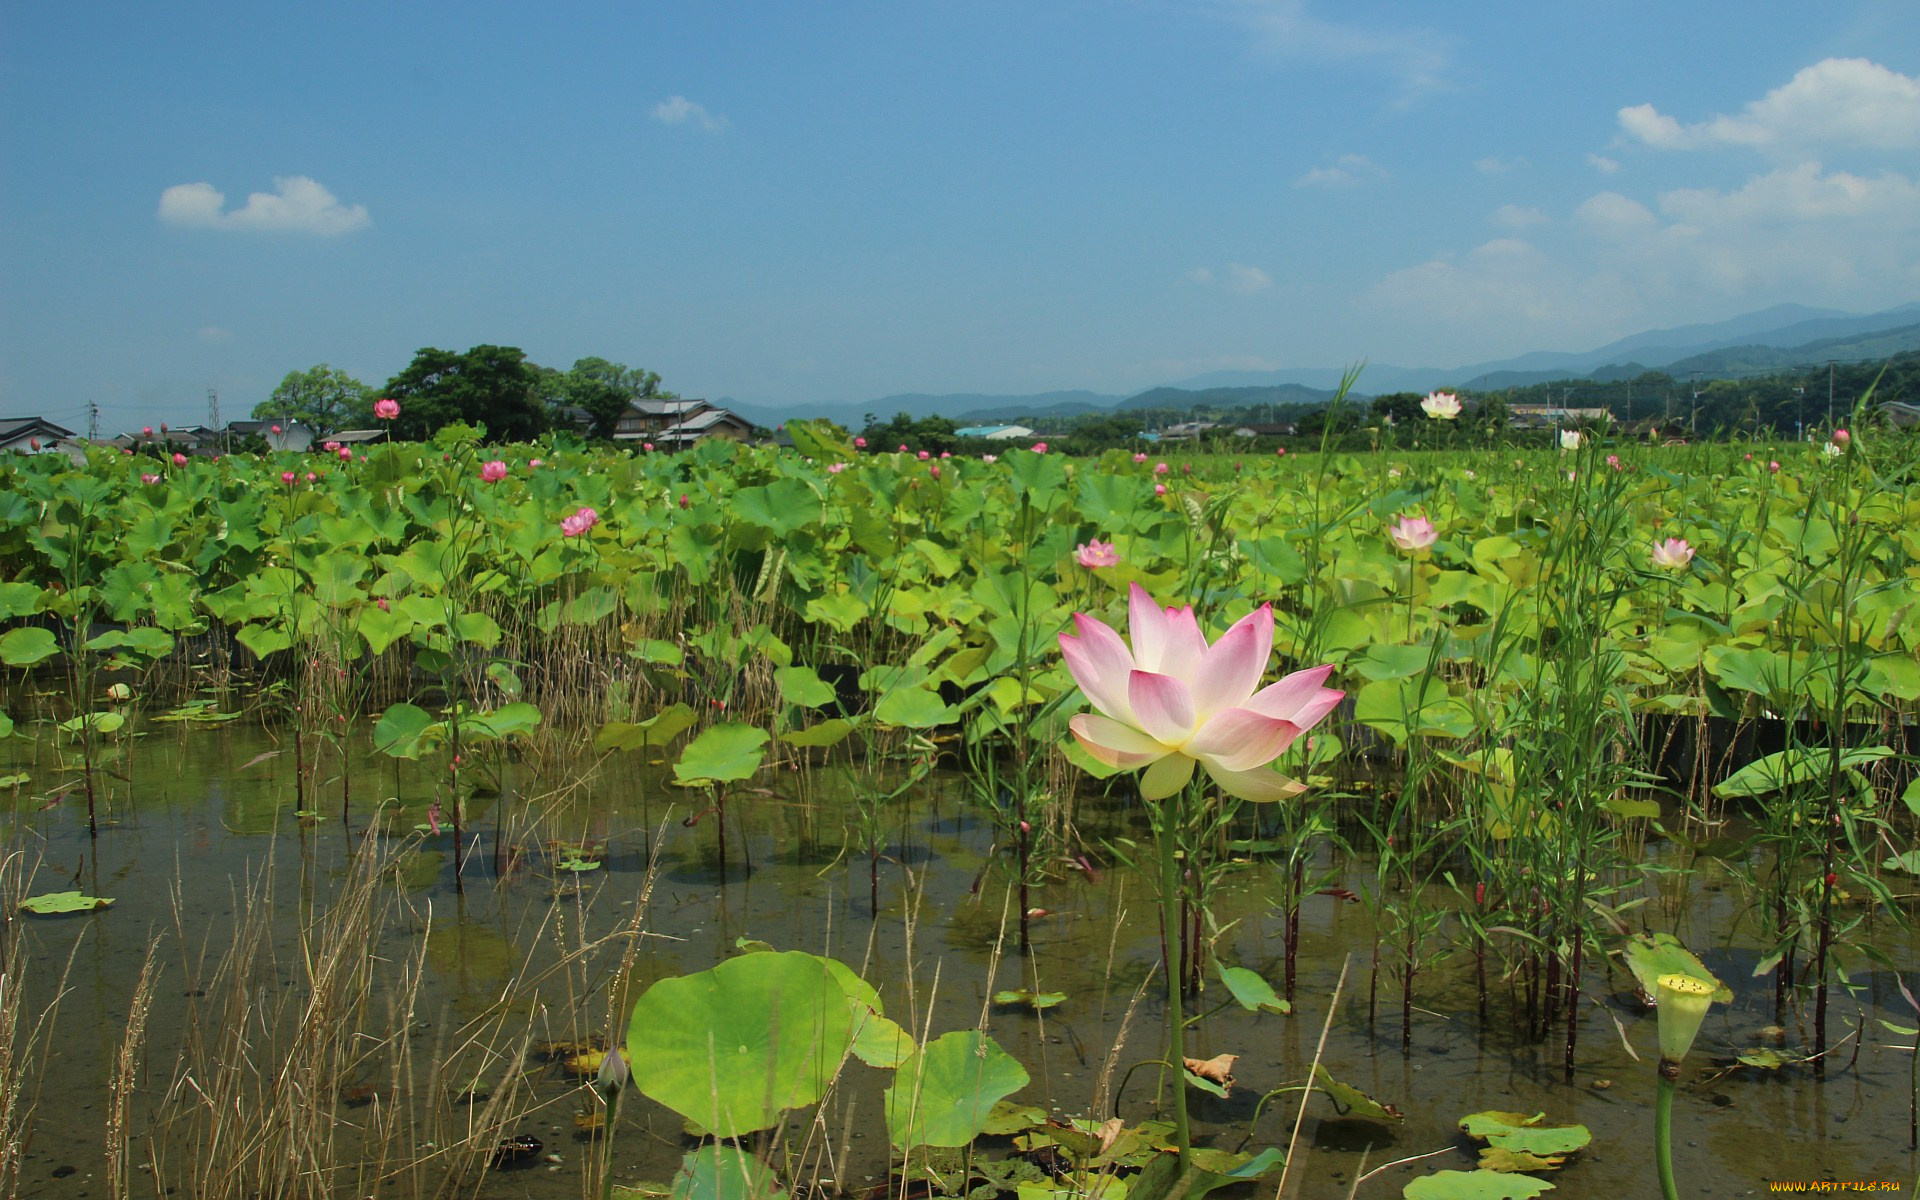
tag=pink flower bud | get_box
[281,471,296,485]
[171,452,187,466]
[854,436,867,448]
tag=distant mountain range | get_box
[724,301,1920,428]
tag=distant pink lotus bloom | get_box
[271,424,282,434]
[171,452,187,467]
[374,398,400,420]
[982,454,997,464]
[679,493,690,508]
[28,438,40,451]
[377,598,390,612]
[529,458,544,468]
[281,471,297,485]
[1133,453,1148,464]
[1651,537,1695,570]
[1075,540,1121,568]
[1769,460,1781,472]
[1153,462,1169,475]
[1032,442,1048,453]
[305,472,318,482]
[161,423,169,432]
[917,450,930,460]
[1388,515,1438,552]
[1276,447,1286,456]
[1833,428,1851,447]
[940,450,951,459]
[141,472,160,485]
[560,506,600,537]
[1606,454,1621,470]
[827,461,848,474]
[1059,582,1344,802]
[929,464,941,479]
[642,442,654,452]
[324,441,341,452]
[1420,391,1461,420]
[480,460,508,483]
[898,444,910,452]
[854,436,868,448]
[141,426,153,437]
[337,447,352,461]
[1154,483,1167,496]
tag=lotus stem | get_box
[1156,797,1191,1167]
[1655,1062,1678,1200]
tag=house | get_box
[0,416,78,455]
[225,420,316,452]
[1158,421,1218,442]
[1880,401,1920,429]
[954,424,1035,441]
[1508,405,1613,430]
[654,406,756,448]
[326,429,388,446]
[611,399,714,441]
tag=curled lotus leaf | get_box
[20,891,113,914]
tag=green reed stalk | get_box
[1655,1066,1678,1200]
[1154,788,1191,1168]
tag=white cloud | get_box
[1490,204,1549,229]
[1294,153,1387,189]
[1368,238,1641,336]
[1217,0,1453,96]
[1586,153,1620,174]
[1571,191,1659,239]
[1618,58,1920,154]
[158,176,370,235]
[1226,263,1273,294]
[651,95,730,132]
[1185,267,1215,284]
[197,326,233,342]
[1474,156,1527,176]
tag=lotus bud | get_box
[597,1046,630,1096]
[1655,973,1715,1064]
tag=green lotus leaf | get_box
[669,1145,787,1200]
[628,950,855,1137]
[20,891,113,914]
[1402,1170,1554,1199]
[886,1029,1030,1149]
[1458,1111,1590,1156]
[674,723,770,785]
[1216,964,1291,1014]
[595,703,698,753]
[0,627,59,667]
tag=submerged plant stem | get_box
[1156,797,1191,1167]
[1656,1068,1678,1200]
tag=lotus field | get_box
[1,418,1919,1198]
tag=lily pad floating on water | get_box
[993,988,1068,1010]
[1311,1064,1403,1121]
[1216,963,1292,1014]
[20,891,113,915]
[1403,1170,1555,1199]
[1458,1111,1591,1158]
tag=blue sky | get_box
[3,1,1918,429]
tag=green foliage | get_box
[885,1029,1030,1149]
[382,344,553,441]
[254,364,371,434]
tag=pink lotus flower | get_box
[1276,447,1286,456]
[1388,515,1437,552]
[1651,537,1695,570]
[281,471,297,485]
[642,441,655,452]
[917,450,930,460]
[827,461,848,474]
[171,452,187,467]
[982,454,997,464]
[1833,428,1850,447]
[141,426,153,437]
[141,472,161,485]
[1060,584,1344,802]
[898,444,909,452]
[929,464,942,479]
[1032,442,1048,453]
[1769,460,1781,473]
[324,441,341,452]
[560,506,600,537]
[374,397,400,420]
[480,460,508,483]
[1419,391,1461,420]
[1076,540,1121,569]
[305,472,318,483]
[271,424,282,434]
[855,436,868,448]
[377,598,390,612]
[1154,483,1167,496]
[1606,454,1621,470]
[679,493,690,508]
[337,447,352,461]
[28,438,39,451]
[1153,462,1169,475]
[529,458,544,468]
[1133,453,1148,464]
[940,450,951,459]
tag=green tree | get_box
[381,345,552,442]
[1369,391,1427,427]
[564,357,675,440]
[254,364,371,435]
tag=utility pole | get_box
[1689,371,1700,437]
[87,401,99,441]
[207,387,223,453]
[1827,361,1837,428]
[1794,386,1805,442]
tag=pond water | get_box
[2,712,1915,1198]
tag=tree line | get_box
[253,347,677,441]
